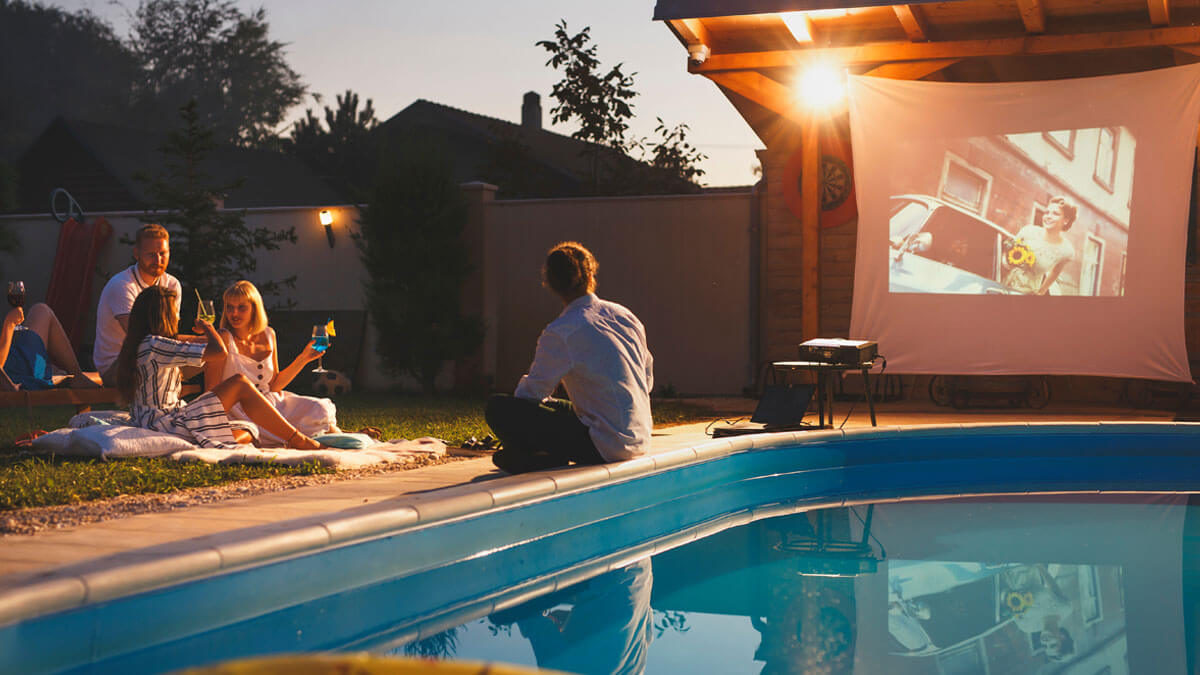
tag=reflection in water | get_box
[387,496,1193,674]
[489,559,654,675]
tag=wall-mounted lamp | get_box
[319,209,334,248]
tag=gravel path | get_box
[0,454,467,536]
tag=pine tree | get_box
[356,139,483,394]
[136,100,296,305]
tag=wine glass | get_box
[197,299,216,325]
[7,281,26,330]
[311,324,330,373]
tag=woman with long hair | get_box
[116,285,323,449]
[204,280,338,445]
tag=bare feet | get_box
[285,429,324,450]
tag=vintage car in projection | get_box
[889,194,1016,295]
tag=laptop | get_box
[711,383,817,437]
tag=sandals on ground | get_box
[14,430,48,447]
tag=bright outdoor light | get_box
[796,62,846,109]
[319,209,335,247]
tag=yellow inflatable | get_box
[176,653,569,675]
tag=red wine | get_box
[7,292,23,308]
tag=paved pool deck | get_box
[0,398,1179,626]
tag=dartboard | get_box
[821,155,851,212]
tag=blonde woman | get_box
[204,281,339,445]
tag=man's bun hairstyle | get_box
[544,241,597,297]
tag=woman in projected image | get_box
[1001,564,1076,662]
[1003,196,1077,295]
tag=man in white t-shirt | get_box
[94,224,181,385]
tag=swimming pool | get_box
[3,422,1200,673]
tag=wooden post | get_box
[801,113,821,339]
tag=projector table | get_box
[771,360,879,428]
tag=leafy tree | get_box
[538,21,706,194]
[287,90,379,199]
[0,0,139,158]
[129,0,305,146]
[136,100,296,304]
[538,20,637,152]
[644,118,706,190]
[356,139,483,395]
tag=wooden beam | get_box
[692,25,1200,71]
[1148,0,1171,26]
[669,18,710,47]
[705,71,801,122]
[893,5,930,42]
[864,59,961,79]
[801,113,820,340]
[1015,0,1046,34]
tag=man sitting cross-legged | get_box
[486,241,654,474]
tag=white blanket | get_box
[30,424,446,468]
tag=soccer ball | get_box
[313,369,352,397]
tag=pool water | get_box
[11,423,1200,674]
[366,494,1193,674]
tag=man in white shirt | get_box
[94,223,181,385]
[486,241,654,474]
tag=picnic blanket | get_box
[29,412,446,468]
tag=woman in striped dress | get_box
[115,286,323,449]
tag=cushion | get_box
[67,424,196,459]
[30,428,73,454]
[68,410,132,428]
[313,432,375,449]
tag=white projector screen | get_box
[848,65,1200,381]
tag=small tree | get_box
[538,20,706,194]
[537,20,637,193]
[286,89,379,199]
[136,100,296,304]
[356,139,483,394]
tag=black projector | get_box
[798,338,878,366]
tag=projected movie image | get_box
[889,127,1134,297]
[888,560,1128,672]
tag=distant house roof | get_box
[376,97,706,198]
[12,117,343,214]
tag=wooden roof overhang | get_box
[654,0,1200,339]
[656,0,1200,142]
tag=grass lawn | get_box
[0,394,717,511]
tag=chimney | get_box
[522,91,542,130]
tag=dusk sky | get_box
[53,0,764,187]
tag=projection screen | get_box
[847,65,1200,381]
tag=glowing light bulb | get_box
[796,63,846,109]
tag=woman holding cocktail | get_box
[204,280,339,446]
[116,285,324,449]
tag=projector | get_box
[798,338,878,366]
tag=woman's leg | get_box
[212,374,321,449]
[24,304,98,387]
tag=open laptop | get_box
[711,383,817,437]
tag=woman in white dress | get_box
[204,280,339,446]
[116,286,323,449]
[1003,196,1077,295]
